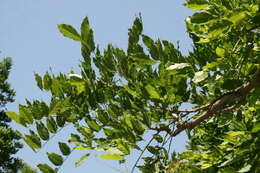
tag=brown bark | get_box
[170,69,260,136]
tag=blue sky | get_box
[1,0,193,172]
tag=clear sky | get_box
[1,0,193,172]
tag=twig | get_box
[130,135,155,173]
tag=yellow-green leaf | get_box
[58,24,81,41]
[226,131,245,137]
[97,153,124,160]
[75,153,90,167]
[145,85,160,99]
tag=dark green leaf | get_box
[190,12,216,24]
[47,153,64,166]
[37,164,56,173]
[58,142,71,156]
[35,73,43,90]
[86,120,100,132]
[46,117,58,133]
[36,121,49,141]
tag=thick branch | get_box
[171,70,260,137]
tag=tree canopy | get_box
[0,57,23,173]
[7,0,260,172]
[0,57,38,173]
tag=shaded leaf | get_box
[36,121,49,141]
[37,164,56,173]
[46,117,58,134]
[47,153,64,166]
[35,73,43,90]
[190,12,216,24]
[58,142,71,156]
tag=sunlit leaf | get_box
[166,63,191,70]
[227,11,246,25]
[58,24,81,41]
[97,153,124,160]
[184,0,210,10]
[145,85,160,99]
[192,71,208,83]
[252,122,260,133]
[75,153,90,167]
[238,165,252,173]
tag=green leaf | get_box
[252,122,260,133]
[190,12,216,24]
[145,85,160,99]
[37,164,56,173]
[6,111,27,127]
[153,134,163,143]
[43,72,52,90]
[130,56,157,66]
[75,153,90,167]
[58,24,81,41]
[80,16,95,51]
[124,85,140,98]
[166,63,191,70]
[147,146,159,155]
[216,47,225,57]
[97,153,124,160]
[58,142,71,156]
[24,131,41,150]
[115,139,130,155]
[46,117,58,133]
[74,146,93,150]
[19,105,34,125]
[238,165,252,173]
[208,20,232,38]
[56,114,66,127]
[24,135,40,150]
[86,120,100,132]
[47,153,64,166]
[192,71,208,83]
[184,0,210,10]
[227,11,246,25]
[226,131,245,137]
[36,122,49,141]
[35,73,43,90]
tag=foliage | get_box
[0,57,38,173]
[0,57,23,173]
[7,0,260,172]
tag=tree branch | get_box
[171,69,260,137]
